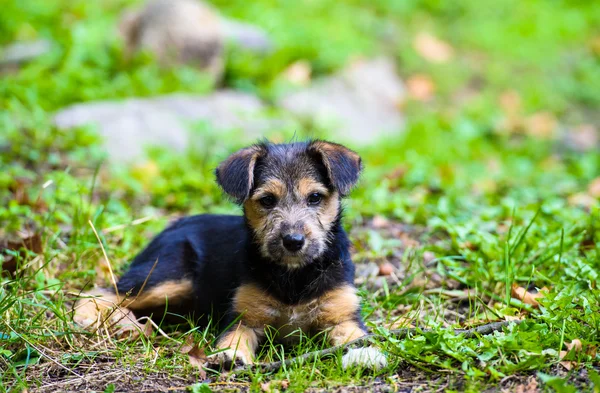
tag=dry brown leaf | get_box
[1,228,44,276]
[567,124,598,152]
[282,60,312,86]
[281,380,289,390]
[525,112,557,139]
[559,339,583,370]
[406,74,435,101]
[371,215,391,229]
[423,251,436,265]
[499,90,522,117]
[180,336,207,379]
[565,339,583,352]
[260,382,271,392]
[511,284,549,307]
[588,177,600,198]
[513,376,539,393]
[378,261,395,276]
[568,193,597,210]
[9,178,48,212]
[414,32,454,63]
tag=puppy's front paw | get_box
[342,347,387,370]
[207,349,251,369]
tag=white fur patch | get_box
[341,347,388,370]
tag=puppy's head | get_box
[216,140,362,268]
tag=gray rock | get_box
[221,18,274,54]
[53,91,284,163]
[278,57,405,143]
[0,39,52,66]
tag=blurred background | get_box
[1,0,600,389]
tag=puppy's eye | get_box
[307,193,323,206]
[259,194,277,208]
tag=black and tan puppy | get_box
[74,140,386,369]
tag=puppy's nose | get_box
[282,234,305,252]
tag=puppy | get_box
[74,140,386,369]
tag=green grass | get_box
[1,0,600,392]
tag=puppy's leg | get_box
[73,288,145,338]
[317,285,387,370]
[210,322,261,367]
[74,278,194,338]
[208,284,280,367]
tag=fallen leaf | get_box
[180,336,207,379]
[568,193,597,210]
[378,261,395,276]
[1,227,43,276]
[260,382,271,392]
[406,74,435,101]
[525,112,557,139]
[281,380,289,390]
[566,124,598,152]
[423,251,436,265]
[559,339,583,370]
[512,376,539,393]
[498,90,523,133]
[511,284,549,307]
[385,166,407,188]
[9,178,48,212]
[565,339,583,352]
[499,90,522,117]
[588,178,600,198]
[371,215,390,229]
[414,32,454,63]
[282,60,312,86]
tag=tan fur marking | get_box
[124,279,193,310]
[73,289,145,337]
[243,199,268,234]
[215,322,260,363]
[316,284,360,326]
[298,177,328,197]
[311,141,361,164]
[233,284,280,327]
[329,320,366,346]
[74,279,193,331]
[317,191,340,230]
[252,178,286,200]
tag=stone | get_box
[53,91,285,163]
[0,39,52,66]
[277,57,405,143]
[221,18,274,54]
[119,0,224,79]
[117,0,275,79]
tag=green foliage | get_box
[1,0,600,392]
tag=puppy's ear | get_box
[308,140,362,196]
[215,145,265,203]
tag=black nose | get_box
[282,234,305,252]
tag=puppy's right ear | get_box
[215,145,265,204]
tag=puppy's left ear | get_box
[215,145,265,203]
[308,140,363,196]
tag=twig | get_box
[240,320,523,373]
[4,323,84,379]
